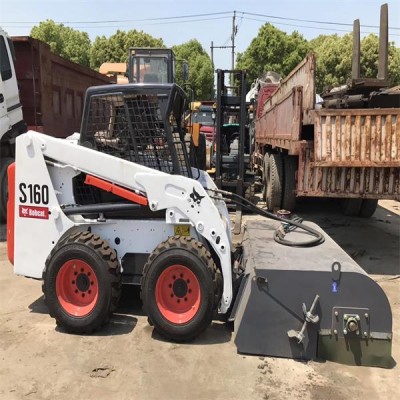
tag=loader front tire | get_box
[141,236,218,342]
[43,231,121,333]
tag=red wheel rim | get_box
[56,259,98,317]
[155,264,201,324]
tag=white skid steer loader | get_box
[8,83,232,340]
[7,83,394,367]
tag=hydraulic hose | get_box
[207,188,325,247]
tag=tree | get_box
[360,34,400,87]
[90,30,164,70]
[172,39,214,100]
[236,24,309,88]
[311,33,400,92]
[309,33,353,92]
[31,20,91,67]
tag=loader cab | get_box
[127,48,188,85]
[128,48,176,84]
[75,83,192,218]
[79,83,190,177]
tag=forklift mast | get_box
[215,69,249,233]
[215,70,247,189]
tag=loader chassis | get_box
[8,83,393,367]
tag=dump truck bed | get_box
[254,53,400,200]
[12,36,114,138]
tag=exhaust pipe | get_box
[352,19,361,80]
[377,3,388,80]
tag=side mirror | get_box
[182,62,189,82]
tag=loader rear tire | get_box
[141,236,219,342]
[0,157,13,223]
[42,231,121,333]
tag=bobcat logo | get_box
[190,187,205,206]
[21,207,28,216]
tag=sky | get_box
[0,0,399,72]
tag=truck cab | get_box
[0,28,24,150]
[0,27,25,221]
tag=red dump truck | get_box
[12,36,114,137]
[252,4,400,217]
[0,34,113,220]
[252,52,399,217]
[253,0,400,221]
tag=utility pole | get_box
[231,10,236,70]
[210,11,237,71]
[210,11,237,96]
[211,41,214,70]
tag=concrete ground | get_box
[0,200,399,400]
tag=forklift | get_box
[213,69,256,233]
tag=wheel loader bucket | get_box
[230,219,393,368]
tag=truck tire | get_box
[262,153,270,201]
[42,231,121,333]
[359,199,378,218]
[141,236,219,342]
[341,198,362,216]
[281,155,297,211]
[266,153,283,211]
[0,157,14,223]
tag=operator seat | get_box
[143,73,159,83]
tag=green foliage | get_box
[388,46,400,87]
[311,33,400,92]
[90,30,164,70]
[30,19,400,95]
[310,33,353,92]
[236,24,309,87]
[31,20,91,67]
[172,39,214,100]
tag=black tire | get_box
[0,157,13,223]
[266,153,283,211]
[189,133,207,170]
[359,199,378,218]
[196,134,207,170]
[281,155,297,211]
[141,236,219,342]
[42,231,121,333]
[262,153,270,202]
[341,198,362,216]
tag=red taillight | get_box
[7,162,15,265]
